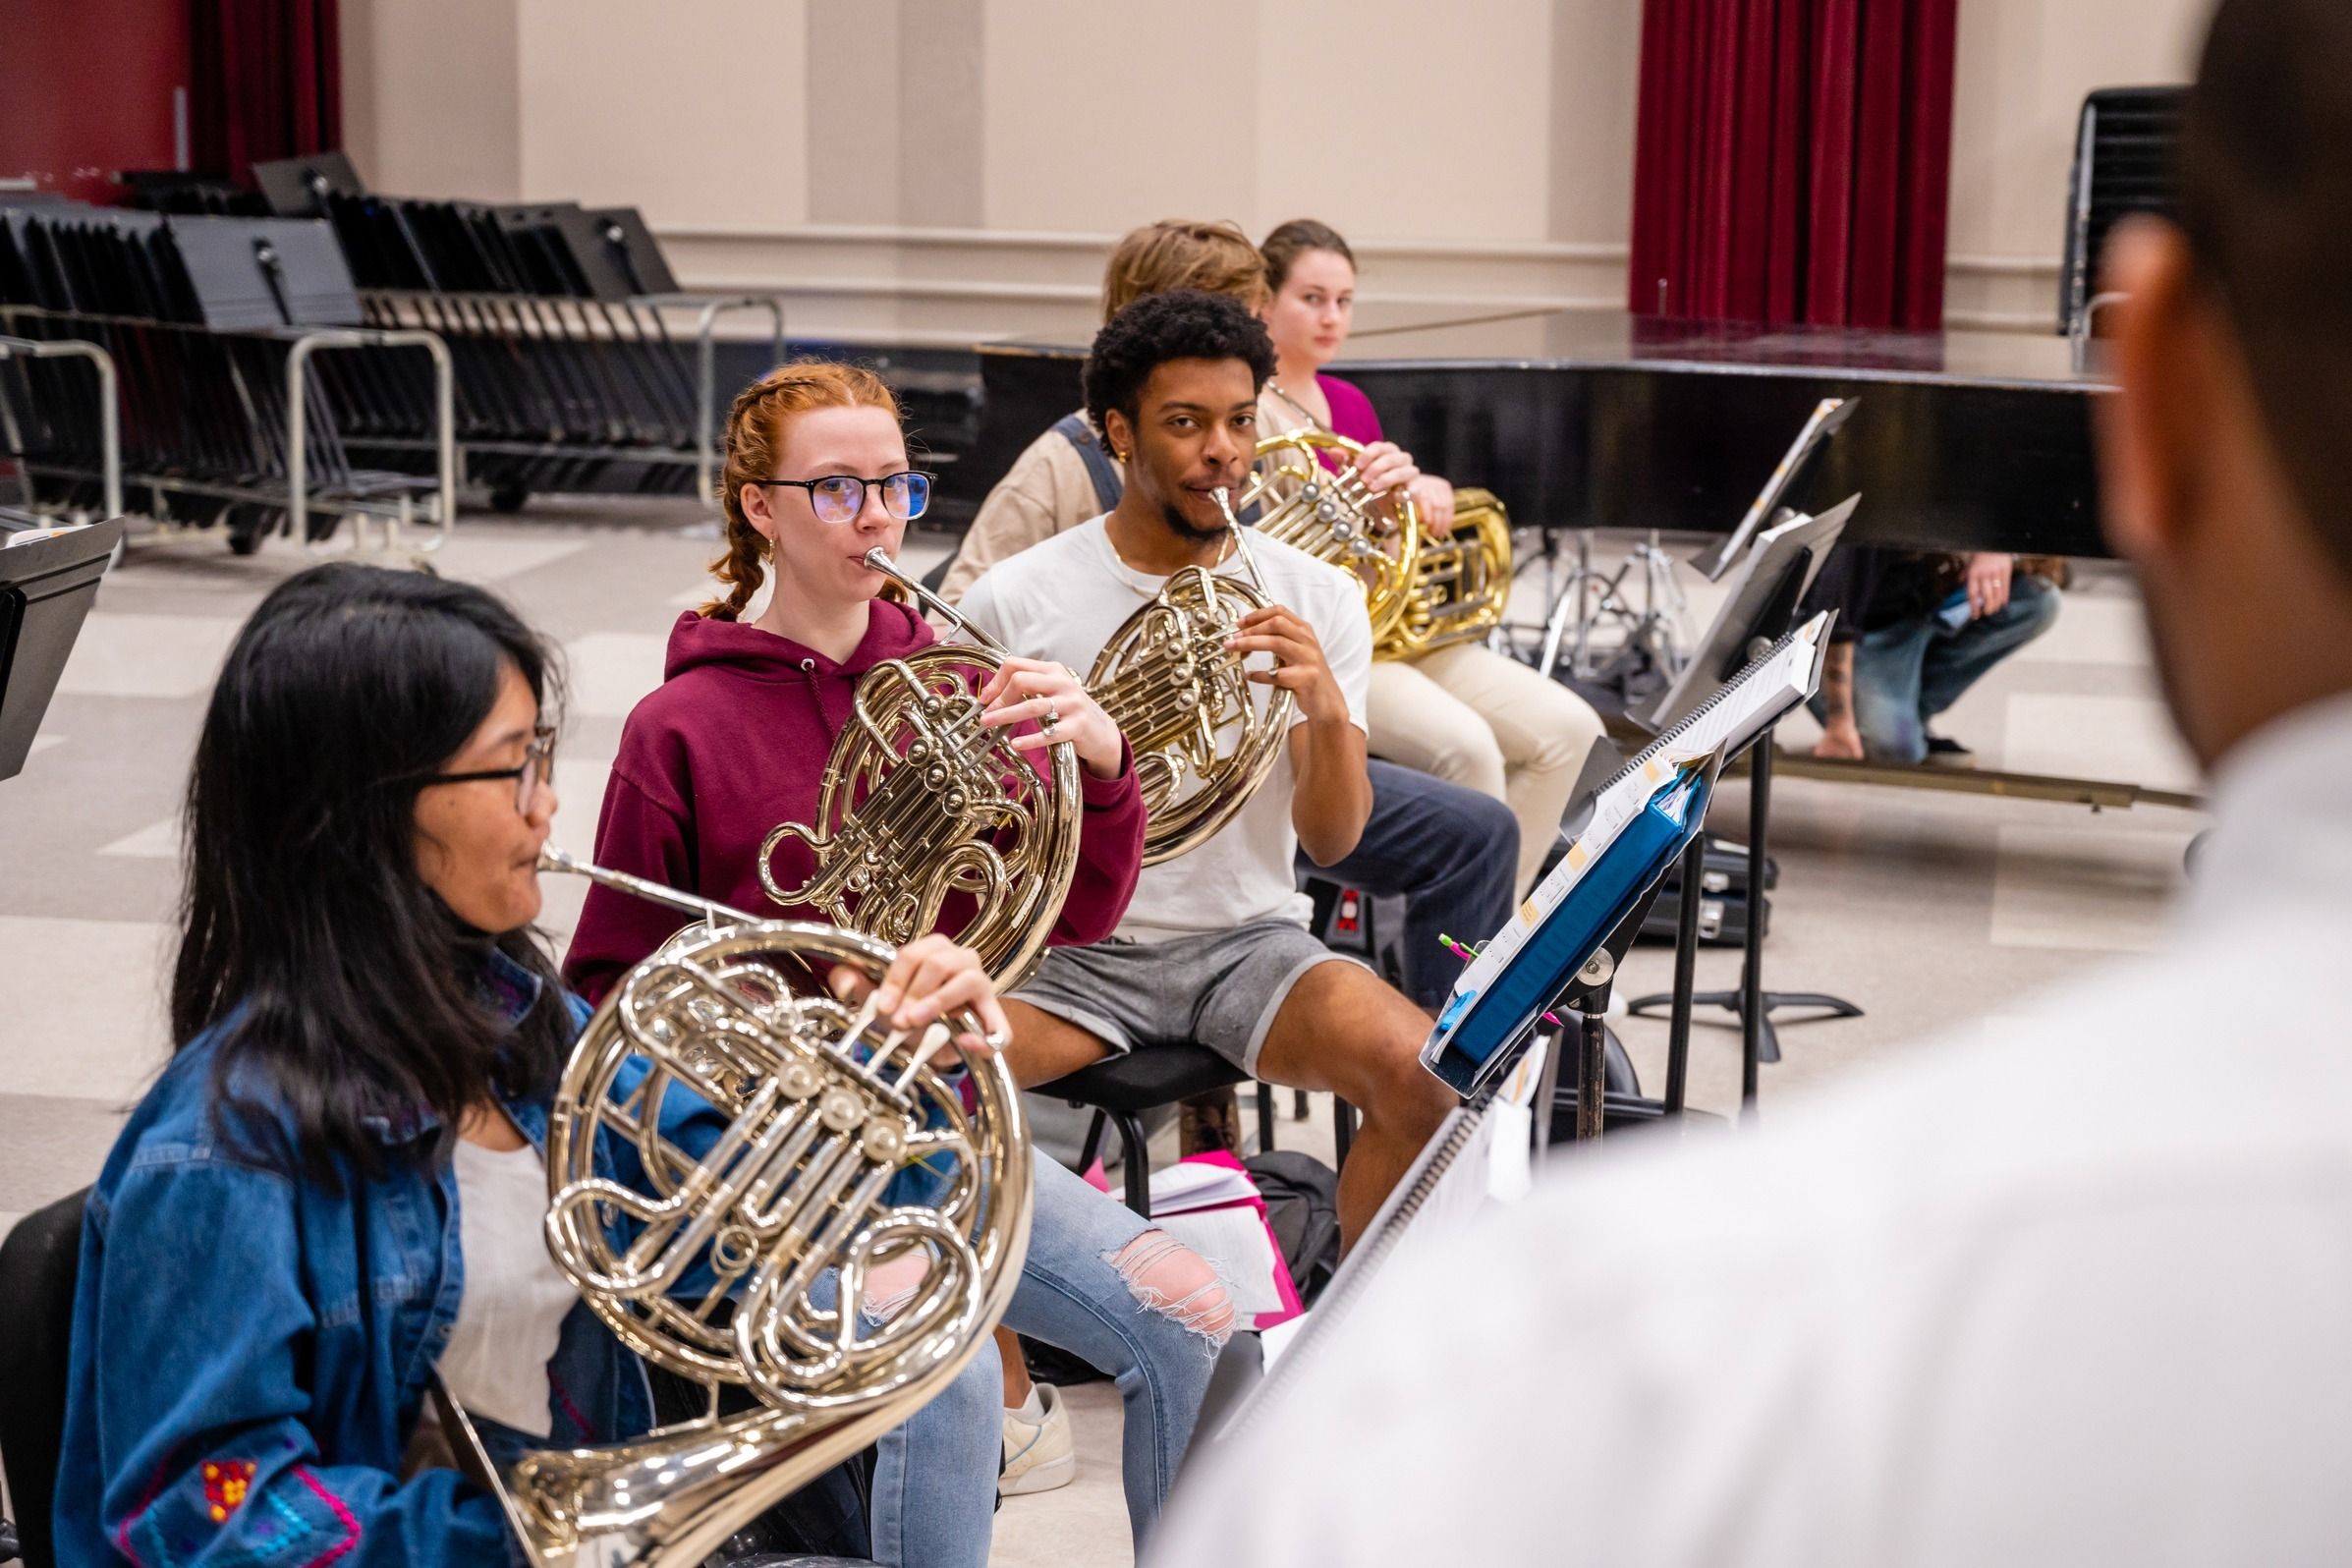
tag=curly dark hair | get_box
[1083,288,1276,452]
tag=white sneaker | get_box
[999,1383,1076,1496]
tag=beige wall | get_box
[515,0,812,233]
[1947,0,2210,329]
[339,0,521,203]
[344,0,2211,342]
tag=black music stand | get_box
[587,208,680,297]
[1532,805,1709,1152]
[1627,503,1858,1108]
[1689,396,1857,582]
[167,216,364,329]
[0,520,123,781]
[252,151,366,218]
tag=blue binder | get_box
[1415,612,1831,1100]
[1423,763,1714,1097]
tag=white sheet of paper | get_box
[1146,1159,1260,1215]
[1483,1034,1545,1203]
[1150,1204,1290,1319]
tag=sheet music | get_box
[1426,612,1832,1054]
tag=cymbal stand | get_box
[1615,528,1693,676]
[1533,529,1692,682]
[1534,529,1622,679]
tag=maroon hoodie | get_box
[561,599,1146,1002]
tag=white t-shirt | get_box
[439,1138,578,1438]
[1152,693,2352,1568]
[958,515,1371,940]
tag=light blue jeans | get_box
[1813,573,2062,763]
[869,1152,1229,1566]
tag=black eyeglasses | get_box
[407,726,557,815]
[750,470,932,525]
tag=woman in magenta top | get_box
[1259,220,1605,898]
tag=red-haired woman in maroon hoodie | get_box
[563,364,1230,1567]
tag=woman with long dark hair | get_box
[52,562,1009,1568]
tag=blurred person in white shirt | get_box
[1150,1,2352,1563]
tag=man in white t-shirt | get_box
[960,289,1453,1246]
[1149,2,2352,1563]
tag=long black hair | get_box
[172,563,571,1180]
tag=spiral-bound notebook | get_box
[1420,612,1833,1097]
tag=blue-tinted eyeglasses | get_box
[752,470,932,525]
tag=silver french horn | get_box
[439,847,1032,1568]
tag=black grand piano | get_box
[954,85,2189,563]
[958,307,2113,561]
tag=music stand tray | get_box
[0,520,123,781]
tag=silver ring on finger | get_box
[1041,700,1061,733]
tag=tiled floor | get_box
[0,508,2207,1562]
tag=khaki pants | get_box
[1366,643,1605,898]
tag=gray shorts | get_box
[1011,921,1365,1076]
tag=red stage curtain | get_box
[190,0,340,186]
[1628,0,1957,330]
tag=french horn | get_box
[1090,496,1295,865]
[1237,426,1420,645]
[1377,486,1516,659]
[440,847,1031,1568]
[755,549,1081,986]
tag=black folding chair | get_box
[0,1189,89,1568]
[1037,1045,1252,1217]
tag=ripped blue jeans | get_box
[868,1152,1231,1566]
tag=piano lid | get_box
[985,308,2112,394]
[1343,308,2111,393]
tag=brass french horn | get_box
[755,550,1081,987]
[1238,426,1420,646]
[1378,486,1515,659]
[440,848,1031,1568]
[886,527,1294,869]
[1089,496,1296,866]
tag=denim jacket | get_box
[52,955,707,1568]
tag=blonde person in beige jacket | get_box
[1255,220,1603,897]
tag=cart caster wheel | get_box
[227,530,263,556]
[489,483,531,515]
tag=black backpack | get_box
[1243,1149,1342,1309]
